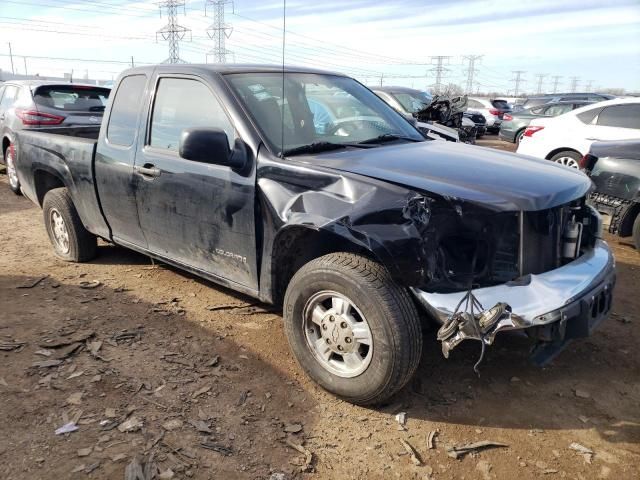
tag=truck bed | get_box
[15,128,110,239]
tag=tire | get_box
[283,252,422,405]
[550,150,581,169]
[633,212,640,251]
[4,143,22,195]
[43,187,97,262]
[515,128,526,146]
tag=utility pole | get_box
[551,75,562,94]
[205,0,234,63]
[462,55,482,94]
[535,73,547,94]
[428,56,451,95]
[8,42,14,74]
[585,80,593,92]
[156,0,191,64]
[569,76,580,93]
[131,56,135,68]
[510,70,526,98]
[379,73,384,87]
[23,56,27,75]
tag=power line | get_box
[510,70,526,97]
[569,76,580,93]
[462,55,482,94]
[535,73,547,94]
[205,0,234,63]
[428,56,451,95]
[156,1,191,64]
[551,75,562,94]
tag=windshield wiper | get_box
[358,134,423,145]
[282,141,369,157]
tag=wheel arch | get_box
[619,201,640,237]
[33,168,66,206]
[545,147,582,160]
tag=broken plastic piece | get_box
[55,422,79,435]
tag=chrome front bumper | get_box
[411,240,616,360]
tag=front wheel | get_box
[632,212,640,250]
[551,150,581,169]
[4,143,22,195]
[43,188,97,262]
[283,253,423,405]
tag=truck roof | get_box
[122,63,347,77]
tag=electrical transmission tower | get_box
[205,0,234,63]
[463,55,483,94]
[569,76,580,93]
[428,56,451,95]
[585,80,593,92]
[156,0,191,64]
[535,73,547,94]
[510,70,526,98]
[551,75,562,94]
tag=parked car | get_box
[517,98,640,168]
[521,93,615,110]
[582,140,640,249]
[14,64,614,405]
[463,111,487,137]
[370,86,459,142]
[500,100,594,145]
[0,80,110,194]
[467,97,512,132]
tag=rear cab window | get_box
[106,75,147,147]
[33,85,110,112]
[491,99,511,110]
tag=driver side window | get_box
[150,77,236,152]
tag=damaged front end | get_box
[411,198,616,367]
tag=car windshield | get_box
[491,99,511,110]
[225,72,423,155]
[391,91,433,114]
[33,85,111,112]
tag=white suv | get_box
[517,98,640,168]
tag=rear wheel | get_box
[515,128,526,146]
[550,150,581,169]
[4,143,21,195]
[43,188,97,262]
[633,212,640,250]
[283,252,422,405]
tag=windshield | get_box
[225,72,423,155]
[392,91,433,114]
[33,85,110,112]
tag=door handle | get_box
[135,164,161,178]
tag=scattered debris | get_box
[189,420,212,434]
[67,369,86,380]
[55,422,79,435]
[77,447,92,457]
[427,430,438,449]
[66,392,84,405]
[158,469,175,480]
[39,330,94,348]
[399,439,422,466]
[205,303,249,311]
[124,456,155,480]
[118,417,143,433]
[162,419,183,431]
[285,439,313,472]
[32,359,63,368]
[578,415,589,424]
[574,388,591,399]
[111,453,127,462]
[284,423,303,434]
[569,442,594,464]
[79,280,102,289]
[199,441,233,456]
[205,355,220,367]
[53,342,84,360]
[0,340,26,351]
[192,386,211,398]
[17,275,48,289]
[34,349,52,357]
[238,390,249,406]
[446,440,508,459]
[112,328,143,344]
[395,412,407,430]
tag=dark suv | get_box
[0,81,110,194]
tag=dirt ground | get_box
[1,138,639,480]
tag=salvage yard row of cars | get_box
[0,66,637,405]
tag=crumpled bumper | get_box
[411,240,616,362]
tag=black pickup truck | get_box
[14,65,615,405]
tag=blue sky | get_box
[0,0,638,93]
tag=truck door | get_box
[133,75,258,290]
[95,74,149,248]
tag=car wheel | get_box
[550,150,581,169]
[283,252,423,406]
[515,129,526,146]
[633,212,640,250]
[4,143,22,195]
[43,187,97,262]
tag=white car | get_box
[467,97,511,131]
[517,98,640,168]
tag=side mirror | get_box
[179,128,244,169]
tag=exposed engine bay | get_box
[414,95,478,144]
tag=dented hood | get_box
[295,141,592,211]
